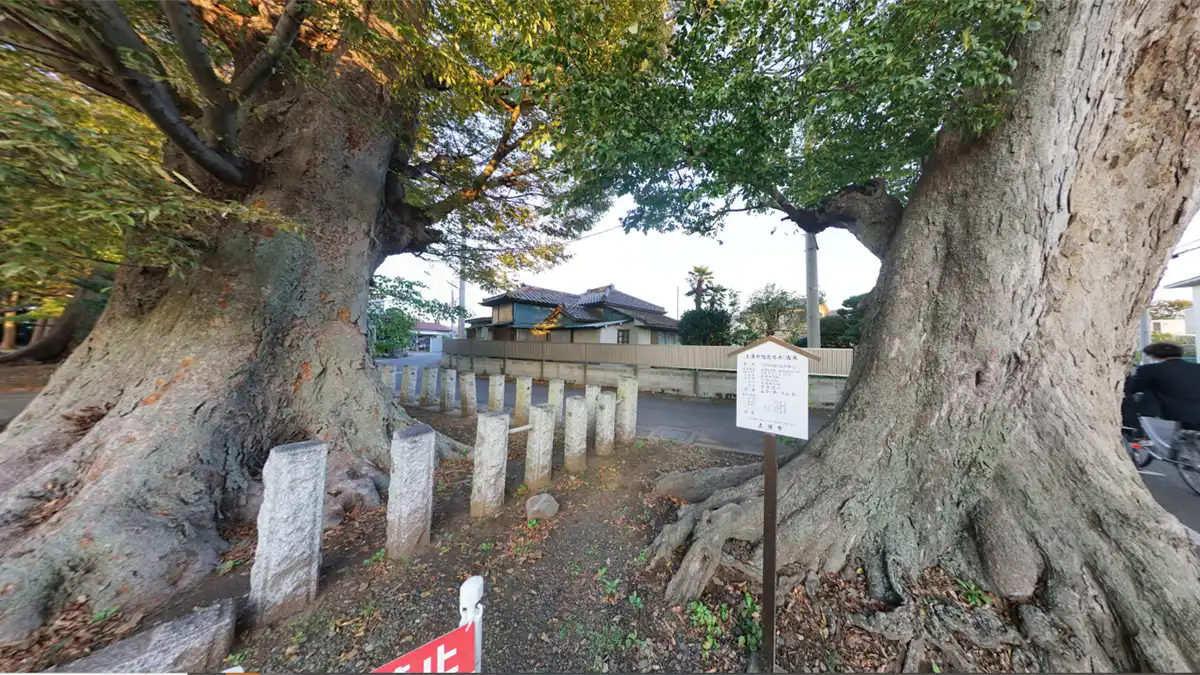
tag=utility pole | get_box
[457,223,467,339]
[805,232,821,348]
[676,287,680,318]
[457,275,467,339]
[1138,309,1151,353]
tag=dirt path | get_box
[2,396,1026,674]
[233,435,759,674]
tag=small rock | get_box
[364,643,375,653]
[525,493,559,520]
[284,645,299,658]
[325,503,346,528]
[59,600,235,673]
[331,477,382,514]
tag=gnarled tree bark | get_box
[649,1,1200,670]
[0,74,438,646]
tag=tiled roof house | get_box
[478,284,679,344]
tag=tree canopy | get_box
[0,45,278,316]
[367,276,463,356]
[560,0,1039,251]
[678,307,731,345]
[1149,299,1192,320]
[814,292,868,347]
[738,283,804,339]
[0,0,666,295]
[684,265,714,310]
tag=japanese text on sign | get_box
[735,340,810,439]
[373,622,476,673]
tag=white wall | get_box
[573,328,602,343]
[428,335,443,352]
[634,326,652,344]
[600,325,619,343]
[1153,318,1189,335]
[550,329,572,343]
[1189,287,1200,335]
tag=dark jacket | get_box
[1127,358,1200,428]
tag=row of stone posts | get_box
[245,373,639,629]
[471,375,638,517]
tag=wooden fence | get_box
[441,339,854,377]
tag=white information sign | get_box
[734,338,812,439]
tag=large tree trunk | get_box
[1,293,17,351]
[0,77,432,646]
[650,2,1200,670]
[0,286,102,366]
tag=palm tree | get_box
[684,266,714,311]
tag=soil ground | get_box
[0,375,1178,673]
[232,419,764,674]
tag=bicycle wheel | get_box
[1122,435,1154,468]
[1175,437,1200,496]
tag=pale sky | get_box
[378,197,1200,322]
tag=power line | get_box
[566,225,624,245]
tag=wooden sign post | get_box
[729,336,819,673]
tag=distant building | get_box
[412,321,455,352]
[1164,275,1200,336]
[477,284,679,344]
[465,316,492,341]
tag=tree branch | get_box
[0,7,135,107]
[769,180,904,259]
[231,0,310,99]
[424,108,541,221]
[81,1,252,185]
[160,0,237,152]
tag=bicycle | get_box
[1122,416,1200,496]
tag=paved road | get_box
[397,367,830,454]
[5,361,1196,537]
[0,391,35,430]
[403,370,1200,536]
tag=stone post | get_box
[526,404,554,492]
[421,367,438,407]
[387,425,436,559]
[564,395,587,473]
[595,391,616,456]
[380,365,396,392]
[488,374,505,413]
[400,365,416,404]
[584,384,599,443]
[514,376,533,426]
[471,412,510,517]
[440,368,457,413]
[459,372,478,417]
[617,375,639,447]
[249,440,328,627]
[547,379,565,430]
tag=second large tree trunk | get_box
[650,2,1200,670]
[0,79,421,646]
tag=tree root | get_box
[648,451,1200,671]
[653,463,763,503]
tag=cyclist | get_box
[1126,342,1200,432]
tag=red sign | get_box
[373,622,476,673]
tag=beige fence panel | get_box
[506,341,546,361]
[808,348,854,377]
[441,340,853,376]
[543,343,587,363]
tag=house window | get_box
[492,304,513,324]
[1152,321,1163,332]
[617,329,630,344]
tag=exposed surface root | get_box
[653,463,764,503]
[648,448,1200,671]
